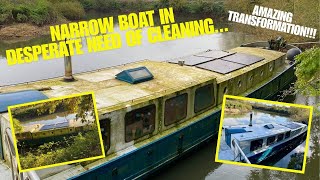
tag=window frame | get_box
[277,133,284,142]
[100,118,111,152]
[194,83,215,113]
[164,93,188,126]
[250,139,263,152]
[267,136,276,146]
[285,131,291,139]
[125,104,156,143]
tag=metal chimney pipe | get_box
[64,39,74,81]
[249,112,253,126]
[178,60,185,66]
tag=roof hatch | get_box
[264,124,274,129]
[0,90,48,113]
[115,66,153,84]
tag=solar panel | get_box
[168,55,213,66]
[194,50,235,59]
[0,90,48,113]
[280,122,302,130]
[221,53,264,65]
[40,122,69,131]
[40,124,55,131]
[55,122,69,128]
[195,59,246,74]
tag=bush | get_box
[79,0,96,11]
[0,1,13,24]
[55,1,85,20]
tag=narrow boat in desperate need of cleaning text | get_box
[0,38,301,179]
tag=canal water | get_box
[0,20,318,180]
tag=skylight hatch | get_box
[115,66,154,84]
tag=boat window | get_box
[250,139,263,151]
[267,136,276,145]
[125,104,156,142]
[100,118,111,151]
[269,64,274,71]
[285,131,291,139]
[277,133,284,142]
[238,80,242,88]
[165,93,188,126]
[260,70,264,77]
[194,84,214,113]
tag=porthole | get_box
[260,70,264,77]
[223,87,228,94]
[249,75,253,82]
[269,64,274,71]
[238,80,242,88]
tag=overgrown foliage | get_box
[295,47,320,96]
[12,94,95,123]
[13,118,24,133]
[0,0,227,26]
[19,130,102,169]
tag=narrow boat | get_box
[0,39,301,179]
[221,117,308,164]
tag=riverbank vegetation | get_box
[19,129,103,169]
[11,94,95,122]
[0,0,226,26]
[225,99,310,121]
[295,47,320,97]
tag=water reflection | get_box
[224,111,292,126]
[0,27,256,86]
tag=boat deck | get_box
[218,129,235,161]
[0,160,11,179]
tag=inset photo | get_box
[215,95,313,174]
[8,92,105,172]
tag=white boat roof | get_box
[228,122,305,141]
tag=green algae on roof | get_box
[0,47,284,114]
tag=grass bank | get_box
[0,0,227,40]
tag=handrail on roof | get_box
[233,140,251,164]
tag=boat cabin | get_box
[226,122,307,155]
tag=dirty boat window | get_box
[285,131,291,139]
[250,139,263,151]
[165,93,188,126]
[277,133,284,142]
[194,84,214,113]
[125,104,156,142]
[100,118,111,151]
[267,136,276,145]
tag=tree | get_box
[295,47,320,96]
[13,118,23,133]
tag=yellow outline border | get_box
[214,95,313,174]
[8,91,106,172]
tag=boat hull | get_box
[70,64,296,180]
